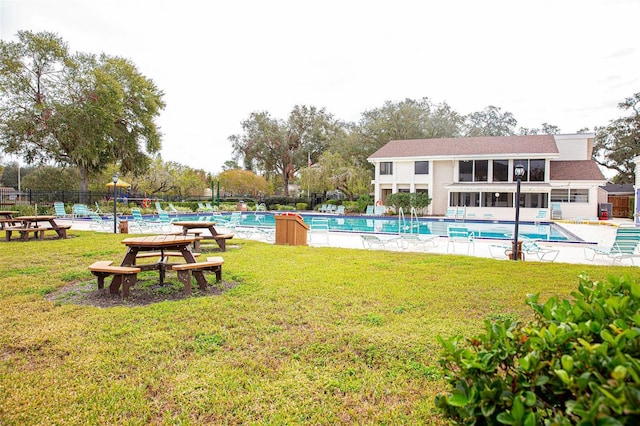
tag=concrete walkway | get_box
[59,217,636,267]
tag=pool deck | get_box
[59,216,637,267]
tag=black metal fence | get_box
[0,189,317,209]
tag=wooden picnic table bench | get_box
[88,261,141,298]
[172,256,224,294]
[5,226,48,241]
[9,216,71,240]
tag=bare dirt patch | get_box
[46,277,240,308]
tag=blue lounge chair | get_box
[584,226,640,264]
[129,208,163,233]
[88,211,115,232]
[364,205,374,216]
[54,202,71,218]
[72,204,90,219]
[447,226,474,254]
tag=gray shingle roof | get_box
[368,135,559,159]
[549,160,605,181]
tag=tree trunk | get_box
[78,165,89,204]
[282,171,289,196]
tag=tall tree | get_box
[344,97,464,167]
[593,92,640,183]
[217,169,268,197]
[230,105,340,195]
[465,105,517,136]
[299,151,371,200]
[0,31,165,197]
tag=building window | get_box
[529,159,545,182]
[459,160,488,182]
[514,159,546,182]
[459,161,473,182]
[551,189,589,203]
[474,160,488,182]
[450,192,480,207]
[414,161,429,174]
[570,189,589,203]
[551,189,569,202]
[380,162,393,175]
[493,160,509,182]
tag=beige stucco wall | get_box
[431,160,453,215]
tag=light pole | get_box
[112,172,118,234]
[512,163,525,260]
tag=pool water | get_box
[206,212,582,242]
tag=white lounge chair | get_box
[361,234,394,250]
[396,234,438,251]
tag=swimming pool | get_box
[209,212,582,242]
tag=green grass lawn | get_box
[0,230,636,424]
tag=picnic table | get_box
[119,235,202,286]
[6,215,71,241]
[171,221,234,251]
[0,211,19,230]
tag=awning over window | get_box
[445,183,551,193]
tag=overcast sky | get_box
[2,0,639,175]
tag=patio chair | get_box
[88,211,115,232]
[445,208,456,218]
[521,238,559,262]
[72,204,90,219]
[335,205,345,215]
[155,201,166,214]
[197,202,212,213]
[535,210,548,221]
[54,202,71,218]
[364,205,374,216]
[373,205,385,216]
[168,203,179,214]
[447,226,474,254]
[157,211,175,232]
[361,234,394,250]
[551,203,562,220]
[308,217,330,245]
[396,234,438,251]
[129,208,163,233]
[584,226,640,264]
[94,202,109,217]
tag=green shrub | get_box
[385,192,431,214]
[435,274,640,425]
[343,201,359,213]
[296,202,308,211]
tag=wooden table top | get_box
[0,211,17,216]
[171,221,217,227]
[15,215,57,221]
[121,235,200,247]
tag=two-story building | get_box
[368,133,606,221]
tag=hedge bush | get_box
[435,274,640,425]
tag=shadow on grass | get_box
[46,275,240,308]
